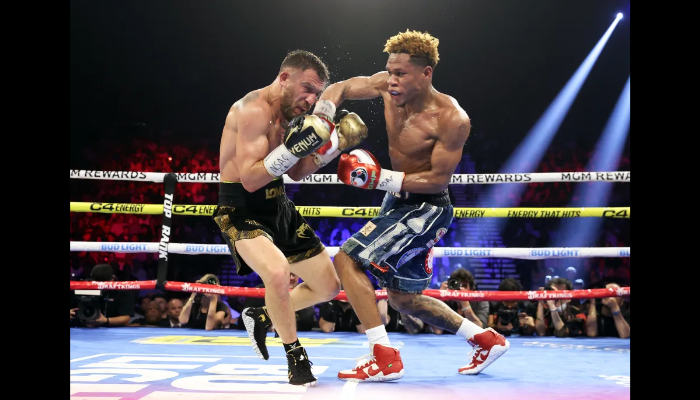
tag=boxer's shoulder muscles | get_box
[337,71,389,101]
[239,90,260,107]
[235,103,273,171]
[440,97,471,146]
[439,111,471,150]
[428,109,471,181]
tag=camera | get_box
[565,318,586,337]
[544,275,552,285]
[497,308,519,326]
[75,289,103,322]
[198,274,219,286]
[447,278,461,290]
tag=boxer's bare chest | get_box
[384,107,440,171]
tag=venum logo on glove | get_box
[287,132,321,157]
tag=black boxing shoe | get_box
[287,346,317,387]
[242,306,272,360]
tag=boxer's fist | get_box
[316,110,368,156]
[337,149,404,192]
[337,149,379,189]
[335,111,368,151]
[283,114,332,158]
[264,114,332,177]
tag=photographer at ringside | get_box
[488,278,536,336]
[585,282,630,339]
[70,264,135,328]
[179,274,229,330]
[535,277,587,337]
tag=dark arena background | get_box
[70,1,631,399]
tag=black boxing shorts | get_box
[213,179,325,275]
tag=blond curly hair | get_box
[383,30,440,68]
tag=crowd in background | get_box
[70,128,630,338]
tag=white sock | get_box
[365,325,391,354]
[456,319,486,341]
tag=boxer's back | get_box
[219,88,287,183]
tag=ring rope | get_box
[69,280,630,302]
[69,202,631,218]
[69,241,630,259]
[69,170,631,184]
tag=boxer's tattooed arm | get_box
[392,295,463,333]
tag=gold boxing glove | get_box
[335,110,368,151]
[313,106,368,168]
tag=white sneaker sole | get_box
[459,339,510,375]
[241,310,265,360]
[338,369,405,383]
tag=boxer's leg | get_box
[333,250,386,336]
[287,248,341,310]
[235,236,296,341]
[214,206,295,361]
[337,196,454,382]
[278,203,341,310]
[236,236,317,386]
[379,199,509,376]
[387,289,467,334]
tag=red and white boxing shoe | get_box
[337,344,405,382]
[458,328,510,375]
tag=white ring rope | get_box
[69,170,630,184]
[69,241,630,259]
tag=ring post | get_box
[156,173,178,289]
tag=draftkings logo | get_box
[95,282,141,290]
[526,291,574,300]
[180,282,226,295]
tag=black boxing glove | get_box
[263,114,333,177]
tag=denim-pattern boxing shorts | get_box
[340,192,454,293]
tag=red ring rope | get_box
[70,280,629,301]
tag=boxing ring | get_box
[70,170,630,400]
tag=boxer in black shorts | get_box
[214,179,325,276]
[213,50,367,386]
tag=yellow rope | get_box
[70,202,630,218]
